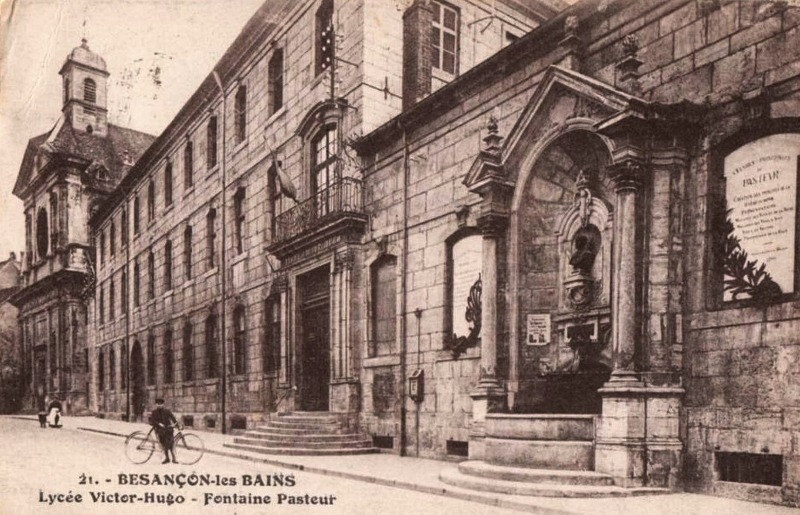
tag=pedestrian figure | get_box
[37,410,47,428]
[149,398,178,464]
[47,397,62,428]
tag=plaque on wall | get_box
[526,313,551,346]
[723,134,800,301]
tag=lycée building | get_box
[12,0,800,507]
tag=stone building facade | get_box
[86,0,551,433]
[14,0,800,508]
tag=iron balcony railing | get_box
[274,177,364,242]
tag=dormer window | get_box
[83,78,97,103]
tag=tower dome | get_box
[65,38,106,72]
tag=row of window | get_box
[98,188,246,272]
[97,299,280,391]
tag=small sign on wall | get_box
[526,313,551,346]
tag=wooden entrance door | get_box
[299,300,330,411]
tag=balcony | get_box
[269,177,367,260]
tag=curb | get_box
[77,426,578,515]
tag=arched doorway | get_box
[130,341,145,421]
[512,129,613,414]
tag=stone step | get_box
[242,432,368,444]
[250,426,324,436]
[233,436,373,449]
[223,442,378,456]
[486,414,595,441]
[458,461,615,486]
[484,438,593,470]
[266,420,341,432]
[277,411,341,420]
[440,468,634,498]
[274,415,343,424]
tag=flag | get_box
[264,138,297,201]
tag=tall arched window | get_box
[36,207,49,258]
[371,255,397,356]
[121,345,128,390]
[121,208,128,248]
[109,275,116,320]
[83,78,97,103]
[233,305,246,375]
[121,269,127,312]
[183,320,194,381]
[184,140,194,189]
[312,126,338,217]
[205,310,218,378]
[235,85,247,144]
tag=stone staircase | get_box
[223,412,377,456]
[439,414,667,498]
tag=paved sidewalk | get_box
[9,414,798,515]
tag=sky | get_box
[0,0,266,261]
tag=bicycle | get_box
[124,424,205,465]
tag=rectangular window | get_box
[121,270,127,312]
[235,86,247,145]
[234,189,246,254]
[207,209,217,269]
[263,297,281,373]
[716,452,783,486]
[133,260,140,307]
[99,283,105,324]
[109,346,116,390]
[133,195,141,235]
[268,50,284,115]
[99,231,105,265]
[98,350,105,391]
[147,181,155,222]
[110,222,116,257]
[164,162,173,207]
[121,208,128,247]
[371,256,397,356]
[183,322,193,382]
[432,1,458,75]
[109,276,115,320]
[184,141,194,189]
[207,116,218,169]
[164,240,173,291]
[148,250,155,300]
[205,313,218,378]
[164,329,173,384]
[234,306,246,375]
[184,226,193,280]
[269,164,283,239]
[147,335,156,385]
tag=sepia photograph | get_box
[1,0,800,513]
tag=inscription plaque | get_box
[723,134,800,301]
[451,235,482,337]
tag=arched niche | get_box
[511,129,613,413]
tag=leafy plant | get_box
[721,209,782,302]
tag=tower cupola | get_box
[59,38,109,137]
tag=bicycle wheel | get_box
[174,433,204,465]
[125,431,156,464]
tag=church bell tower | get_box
[59,38,109,137]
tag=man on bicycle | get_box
[149,398,178,464]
